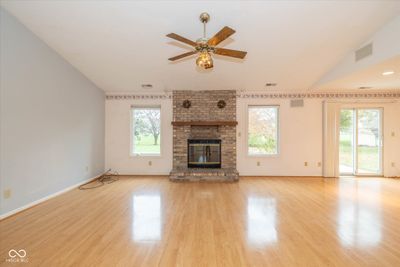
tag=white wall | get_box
[384,102,400,177]
[237,98,323,176]
[105,97,172,175]
[105,95,400,177]
[237,97,400,177]
[0,9,105,216]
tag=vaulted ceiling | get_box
[2,1,400,92]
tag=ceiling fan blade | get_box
[213,48,247,59]
[166,33,197,47]
[168,51,197,61]
[207,26,236,46]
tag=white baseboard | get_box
[0,173,102,220]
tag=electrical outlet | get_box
[85,166,89,172]
[4,189,11,199]
[392,162,396,167]
[257,161,260,166]
[392,131,395,137]
[148,161,152,166]
[317,162,322,167]
[304,162,308,167]
[238,132,241,137]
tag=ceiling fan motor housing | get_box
[195,39,214,53]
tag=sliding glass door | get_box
[357,109,382,175]
[339,108,382,176]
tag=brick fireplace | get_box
[169,90,239,181]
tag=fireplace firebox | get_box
[188,139,221,168]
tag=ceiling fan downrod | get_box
[199,12,210,39]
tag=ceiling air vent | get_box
[355,43,373,62]
[290,99,304,108]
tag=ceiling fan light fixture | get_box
[196,51,213,69]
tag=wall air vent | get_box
[141,84,153,89]
[290,99,304,107]
[355,43,373,62]
[265,83,277,87]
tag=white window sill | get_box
[247,153,280,158]
[130,153,162,158]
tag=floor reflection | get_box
[338,179,382,247]
[132,194,161,242]
[247,197,277,245]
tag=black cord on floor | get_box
[79,169,119,190]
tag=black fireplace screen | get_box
[188,139,221,168]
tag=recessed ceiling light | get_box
[358,86,373,89]
[382,70,394,76]
[265,83,277,87]
[141,84,153,89]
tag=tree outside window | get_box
[248,106,279,155]
[132,107,161,155]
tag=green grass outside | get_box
[339,134,379,173]
[248,134,277,154]
[133,135,160,154]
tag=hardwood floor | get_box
[1,176,400,266]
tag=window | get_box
[248,106,279,155]
[131,107,161,156]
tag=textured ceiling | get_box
[2,0,400,92]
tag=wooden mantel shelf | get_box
[171,121,238,126]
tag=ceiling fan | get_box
[166,12,247,69]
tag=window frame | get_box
[130,105,162,157]
[246,105,280,157]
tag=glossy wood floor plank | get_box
[1,177,400,266]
